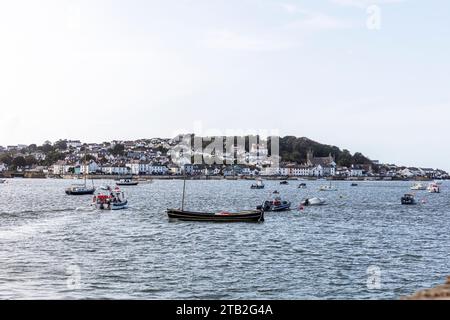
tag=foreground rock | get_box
[403,277,450,300]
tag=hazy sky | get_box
[0,0,449,170]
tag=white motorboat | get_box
[319,184,337,191]
[301,197,326,206]
[251,178,265,189]
[0,179,6,184]
[411,183,426,191]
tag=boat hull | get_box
[95,200,128,210]
[301,198,326,206]
[166,209,264,222]
[66,189,96,195]
[116,182,139,186]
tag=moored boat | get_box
[65,184,96,195]
[401,194,417,205]
[427,183,440,193]
[298,183,307,189]
[167,209,264,222]
[116,178,139,186]
[250,178,264,189]
[92,186,128,210]
[351,183,358,187]
[280,180,289,185]
[301,197,326,206]
[167,176,263,223]
[257,197,291,212]
[411,183,426,191]
[319,184,337,191]
[0,179,6,184]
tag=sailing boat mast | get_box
[181,175,187,211]
[84,145,87,187]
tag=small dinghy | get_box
[167,209,264,222]
[250,178,265,189]
[257,197,291,212]
[280,181,289,185]
[401,194,416,205]
[301,197,326,206]
[298,183,307,189]
[351,183,358,187]
[92,186,128,210]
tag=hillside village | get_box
[0,137,448,180]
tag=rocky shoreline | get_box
[403,277,450,300]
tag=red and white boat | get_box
[92,186,128,210]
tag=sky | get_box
[0,0,449,170]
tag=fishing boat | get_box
[301,197,326,206]
[427,183,440,193]
[92,186,128,210]
[257,197,291,212]
[250,178,265,189]
[401,194,417,205]
[116,178,139,186]
[411,183,426,191]
[166,177,264,223]
[298,183,307,189]
[280,181,289,185]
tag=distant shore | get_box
[0,172,445,182]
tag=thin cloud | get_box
[280,4,352,30]
[202,29,296,52]
[330,0,405,8]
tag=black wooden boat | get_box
[167,209,264,222]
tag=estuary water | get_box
[0,178,449,299]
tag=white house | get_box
[312,165,324,177]
[53,161,75,175]
[350,167,364,177]
[80,161,100,174]
[101,165,131,175]
[398,168,414,178]
[126,160,141,175]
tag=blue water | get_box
[0,179,449,299]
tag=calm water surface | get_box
[0,179,449,299]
